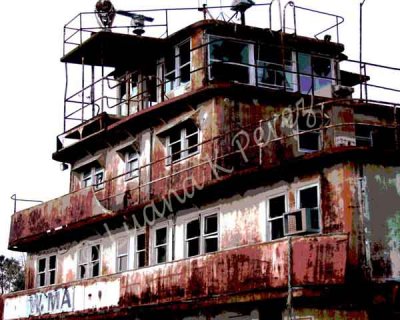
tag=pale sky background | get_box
[0,0,399,259]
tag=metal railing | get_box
[74,100,398,213]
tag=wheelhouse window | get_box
[165,39,191,92]
[78,244,100,279]
[298,53,333,96]
[81,165,104,190]
[37,255,57,287]
[125,150,139,180]
[208,35,254,84]
[185,213,219,258]
[267,194,287,240]
[135,232,147,268]
[116,237,129,273]
[257,45,294,90]
[167,121,199,163]
[154,226,168,264]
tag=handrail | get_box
[10,194,43,214]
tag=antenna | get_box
[95,0,116,30]
[116,10,154,36]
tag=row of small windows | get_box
[78,121,200,190]
[36,183,321,287]
[36,212,219,287]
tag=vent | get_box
[283,208,320,236]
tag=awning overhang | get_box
[61,31,166,68]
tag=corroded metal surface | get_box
[9,187,110,248]
[2,234,348,319]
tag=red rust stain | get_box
[66,269,75,283]
[292,235,348,286]
[25,266,35,290]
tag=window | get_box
[267,194,287,240]
[165,39,191,92]
[37,255,57,287]
[125,150,139,180]
[297,113,322,152]
[78,244,100,279]
[185,213,219,257]
[154,226,168,264]
[118,72,139,116]
[355,125,373,147]
[167,121,199,163]
[116,238,129,273]
[257,45,294,90]
[81,166,104,190]
[298,53,333,96]
[209,36,254,84]
[135,232,147,268]
[298,185,320,228]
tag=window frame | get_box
[165,38,191,93]
[77,243,101,280]
[208,34,255,85]
[135,229,147,269]
[81,166,105,191]
[296,112,323,153]
[36,254,57,288]
[295,183,321,233]
[116,237,129,273]
[184,211,220,258]
[267,193,288,241]
[153,223,169,265]
[166,122,200,164]
[124,150,139,181]
[256,45,295,91]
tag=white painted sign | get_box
[3,279,120,320]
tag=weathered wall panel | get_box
[9,188,110,247]
[364,164,400,279]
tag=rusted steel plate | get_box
[9,187,110,247]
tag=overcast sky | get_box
[0,0,398,259]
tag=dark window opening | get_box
[155,227,167,264]
[209,37,250,84]
[136,233,147,268]
[268,195,286,240]
[298,114,322,152]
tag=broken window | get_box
[165,39,191,92]
[257,45,294,90]
[118,72,139,116]
[154,226,168,264]
[78,244,100,280]
[185,213,219,258]
[135,232,147,268]
[355,124,373,147]
[267,194,287,240]
[125,150,139,180]
[167,121,199,163]
[81,165,105,191]
[116,237,129,273]
[209,36,253,84]
[297,113,322,152]
[297,185,320,231]
[37,255,57,287]
[298,53,333,96]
